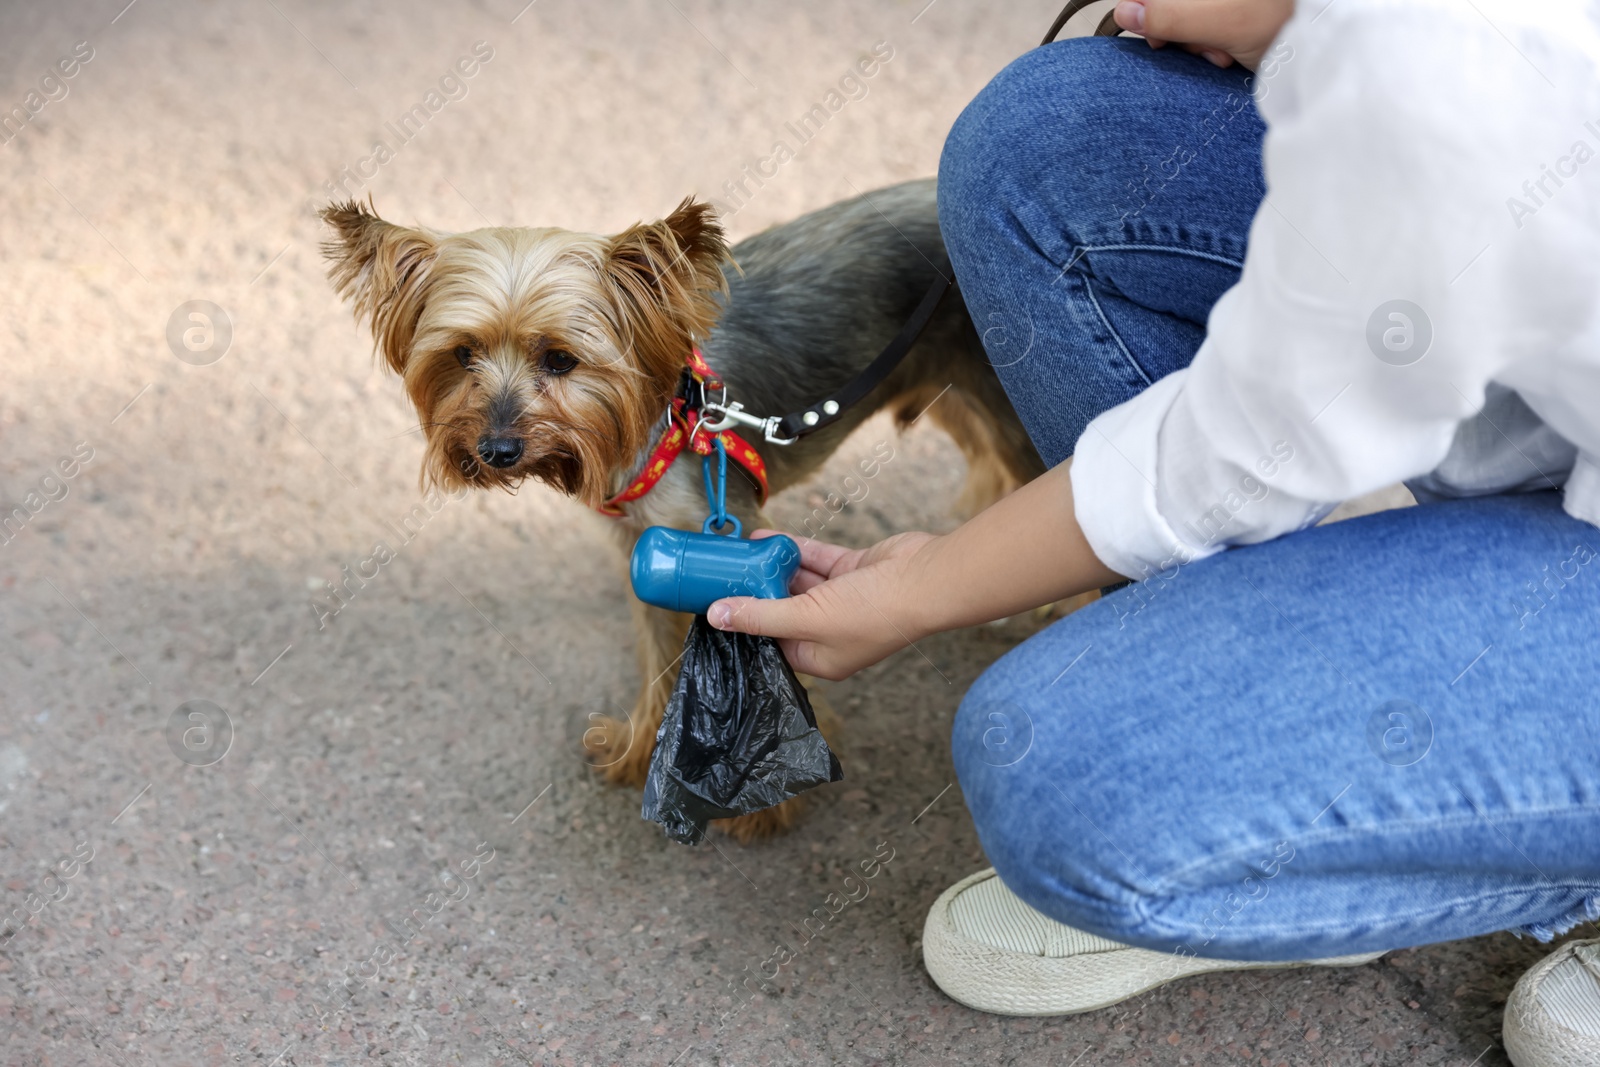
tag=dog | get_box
[320,179,1045,840]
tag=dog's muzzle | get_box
[477,435,524,468]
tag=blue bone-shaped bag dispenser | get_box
[631,525,799,615]
[629,436,800,615]
[631,431,841,846]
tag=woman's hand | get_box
[707,460,1126,683]
[708,530,936,681]
[1113,0,1293,70]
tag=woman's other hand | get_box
[1113,0,1293,70]
[707,530,936,681]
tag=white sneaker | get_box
[922,868,1386,1016]
[1504,938,1600,1067]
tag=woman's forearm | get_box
[707,460,1126,680]
[900,460,1125,638]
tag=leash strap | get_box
[773,273,954,443]
[1042,0,1124,44]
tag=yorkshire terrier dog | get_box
[320,179,1044,840]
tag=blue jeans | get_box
[937,38,1600,961]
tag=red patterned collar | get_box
[597,348,769,518]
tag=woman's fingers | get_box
[776,638,829,679]
[750,529,861,579]
[746,530,863,593]
[1116,0,1247,43]
[1186,42,1235,67]
[797,537,861,577]
[791,568,830,595]
[1114,0,1148,34]
[1113,0,1290,70]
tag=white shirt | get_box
[1070,0,1600,581]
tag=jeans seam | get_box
[1060,240,1243,389]
[1148,804,1600,893]
[1137,880,1600,941]
[1075,241,1246,271]
[1077,268,1153,389]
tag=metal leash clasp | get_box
[698,380,799,446]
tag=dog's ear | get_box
[603,198,730,379]
[320,200,438,375]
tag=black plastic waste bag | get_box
[641,616,843,844]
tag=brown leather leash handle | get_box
[1043,0,1125,45]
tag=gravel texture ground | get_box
[0,0,1583,1064]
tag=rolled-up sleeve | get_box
[1070,0,1600,579]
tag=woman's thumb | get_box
[708,595,794,637]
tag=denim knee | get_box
[938,40,1134,260]
[939,37,1263,260]
[951,662,1152,944]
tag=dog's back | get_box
[709,179,952,420]
[704,178,1041,502]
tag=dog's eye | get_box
[543,349,578,375]
[455,345,474,368]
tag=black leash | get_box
[701,4,1121,447]
[698,272,954,445]
[772,273,953,442]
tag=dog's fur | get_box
[321,179,1044,840]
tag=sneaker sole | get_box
[922,869,1385,1017]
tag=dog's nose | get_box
[477,436,524,468]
